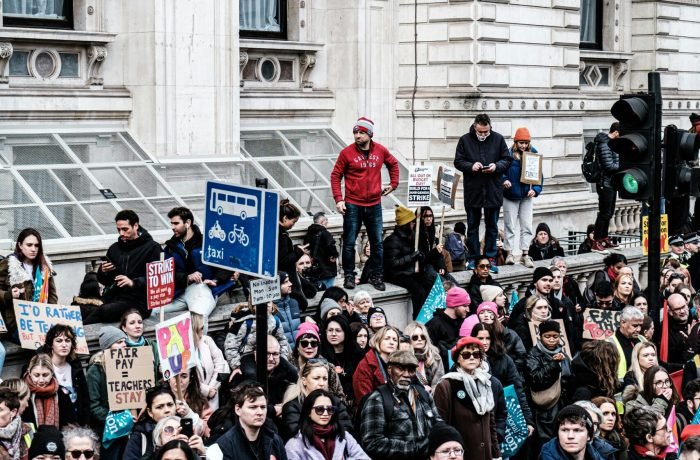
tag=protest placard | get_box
[155,312,197,379]
[14,300,88,354]
[250,276,280,304]
[408,165,433,207]
[528,319,571,357]
[0,312,7,333]
[104,346,155,411]
[582,308,622,340]
[147,257,175,309]
[436,166,461,208]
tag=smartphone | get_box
[180,418,194,438]
[99,256,111,263]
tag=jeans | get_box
[594,184,617,239]
[502,197,534,252]
[342,203,384,277]
[320,277,336,289]
[0,341,6,377]
[466,207,500,259]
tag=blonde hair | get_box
[629,341,656,391]
[369,326,401,352]
[403,322,437,368]
[525,295,551,321]
[614,273,635,304]
[191,313,205,345]
[283,360,330,404]
[26,353,54,378]
[0,378,29,400]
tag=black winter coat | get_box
[454,125,512,208]
[383,225,416,280]
[303,223,338,279]
[426,309,461,368]
[97,227,162,309]
[212,423,287,460]
[502,328,527,375]
[595,132,619,188]
[528,241,565,261]
[488,352,534,426]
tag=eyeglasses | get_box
[435,448,464,458]
[313,405,336,415]
[460,351,482,360]
[411,334,426,341]
[370,314,384,320]
[670,304,689,312]
[68,451,95,459]
[597,300,613,307]
[299,340,319,348]
[653,379,672,388]
[267,352,281,358]
[477,264,490,269]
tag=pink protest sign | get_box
[147,257,175,310]
[155,312,198,379]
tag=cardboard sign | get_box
[104,346,155,410]
[408,165,433,207]
[642,214,669,256]
[528,319,571,357]
[14,300,88,354]
[0,311,8,333]
[147,258,175,309]
[436,166,461,208]
[155,312,197,380]
[250,276,280,305]
[519,151,542,185]
[582,308,622,340]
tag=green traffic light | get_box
[622,173,639,194]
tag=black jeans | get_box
[594,184,616,240]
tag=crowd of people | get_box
[1,115,700,460]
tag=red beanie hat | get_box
[513,127,531,142]
[354,117,374,137]
[451,336,485,361]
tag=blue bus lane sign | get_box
[202,181,279,279]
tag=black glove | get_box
[410,251,424,262]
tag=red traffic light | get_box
[611,97,650,126]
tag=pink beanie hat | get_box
[459,315,480,338]
[446,287,471,308]
[295,322,320,342]
[476,302,498,317]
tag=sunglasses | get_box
[313,405,336,415]
[460,351,482,360]
[411,334,426,341]
[477,264,491,269]
[299,340,319,348]
[163,426,178,435]
[68,451,95,459]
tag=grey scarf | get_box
[441,363,495,415]
[0,416,22,460]
[535,341,571,377]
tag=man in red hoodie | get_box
[331,117,400,291]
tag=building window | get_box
[240,0,286,39]
[2,0,74,29]
[580,0,602,49]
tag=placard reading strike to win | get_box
[104,346,155,411]
[147,257,175,309]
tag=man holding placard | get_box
[330,117,399,291]
[85,210,162,324]
[453,113,512,273]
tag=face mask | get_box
[476,132,490,142]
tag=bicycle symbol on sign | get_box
[228,224,250,247]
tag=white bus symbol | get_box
[210,188,258,220]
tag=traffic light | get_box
[609,94,657,200]
[664,125,700,197]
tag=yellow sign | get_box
[642,214,668,256]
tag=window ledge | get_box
[579,50,633,62]
[239,39,322,53]
[0,27,115,44]
[239,40,324,91]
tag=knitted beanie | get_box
[451,336,485,361]
[459,315,480,338]
[99,326,127,350]
[29,425,65,460]
[557,405,594,438]
[295,322,320,342]
[513,127,531,142]
[533,267,554,283]
[320,298,342,320]
[480,285,503,302]
[395,205,416,226]
[354,117,374,137]
[446,287,470,308]
[538,320,561,335]
[476,302,498,317]
[367,306,387,322]
[428,423,464,456]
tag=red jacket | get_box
[330,141,400,206]
[352,349,388,402]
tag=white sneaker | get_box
[505,254,515,265]
[521,255,534,268]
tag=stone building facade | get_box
[0,0,697,301]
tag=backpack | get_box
[445,232,466,263]
[239,316,281,354]
[581,141,600,183]
[353,383,432,435]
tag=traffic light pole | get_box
[648,72,662,315]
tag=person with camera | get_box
[304,212,339,289]
[153,416,206,458]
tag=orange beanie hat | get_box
[513,127,531,142]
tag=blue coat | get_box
[539,438,606,460]
[275,295,301,348]
[502,147,543,201]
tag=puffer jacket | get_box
[454,124,512,208]
[503,147,543,201]
[274,295,301,347]
[595,132,619,188]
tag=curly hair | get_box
[579,341,619,398]
[42,324,78,361]
[624,406,663,447]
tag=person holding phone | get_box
[278,199,311,310]
[453,113,512,274]
[153,416,205,457]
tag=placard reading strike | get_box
[147,257,175,309]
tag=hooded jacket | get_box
[454,124,512,208]
[595,131,619,188]
[529,223,565,261]
[383,224,417,280]
[97,226,162,309]
[303,223,339,279]
[503,146,543,201]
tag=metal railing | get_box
[562,231,641,256]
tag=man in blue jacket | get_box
[162,207,237,318]
[454,113,512,273]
